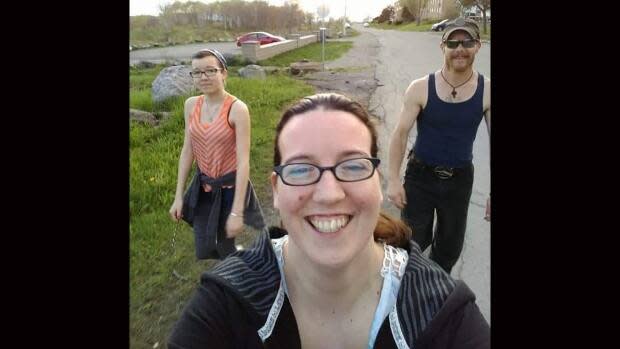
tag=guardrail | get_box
[241,34,318,63]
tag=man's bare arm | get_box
[386,78,426,208]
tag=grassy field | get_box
[130,65,314,348]
[260,41,353,66]
[478,26,491,41]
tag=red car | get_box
[236,32,285,47]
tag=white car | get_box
[363,22,369,27]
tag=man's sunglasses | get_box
[444,39,478,49]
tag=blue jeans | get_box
[401,158,474,273]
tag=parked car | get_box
[431,19,449,31]
[363,22,369,27]
[236,32,285,47]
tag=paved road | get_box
[356,24,491,324]
[129,42,240,65]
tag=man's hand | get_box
[386,181,407,209]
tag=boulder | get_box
[262,66,281,74]
[151,65,194,103]
[130,109,158,126]
[238,64,266,80]
[290,61,322,75]
[135,61,156,69]
[130,110,175,126]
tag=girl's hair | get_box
[273,93,411,248]
[192,48,227,71]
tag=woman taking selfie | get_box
[169,93,489,348]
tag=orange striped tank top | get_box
[189,94,238,192]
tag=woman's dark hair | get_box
[192,48,227,70]
[273,93,411,248]
[274,93,377,165]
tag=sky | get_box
[130,0,396,22]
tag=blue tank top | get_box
[412,73,485,167]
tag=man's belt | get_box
[411,157,469,180]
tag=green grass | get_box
[259,41,353,66]
[396,21,434,31]
[130,89,154,112]
[129,65,174,107]
[369,22,398,30]
[130,66,314,349]
[479,25,491,41]
[370,20,433,32]
[130,66,163,89]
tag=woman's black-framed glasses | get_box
[190,68,221,78]
[274,157,380,186]
[444,39,478,49]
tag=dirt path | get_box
[300,31,381,111]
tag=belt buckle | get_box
[434,167,454,179]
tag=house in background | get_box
[462,4,491,22]
[391,0,492,24]
[394,0,461,22]
[420,0,460,21]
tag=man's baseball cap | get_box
[442,17,480,41]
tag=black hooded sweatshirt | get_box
[169,227,490,349]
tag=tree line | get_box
[131,0,317,35]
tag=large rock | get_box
[151,65,194,103]
[261,66,281,74]
[135,61,155,69]
[129,110,174,126]
[238,64,266,80]
[290,61,323,75]
[130,109,158,126]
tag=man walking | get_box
[387,17,491,274]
